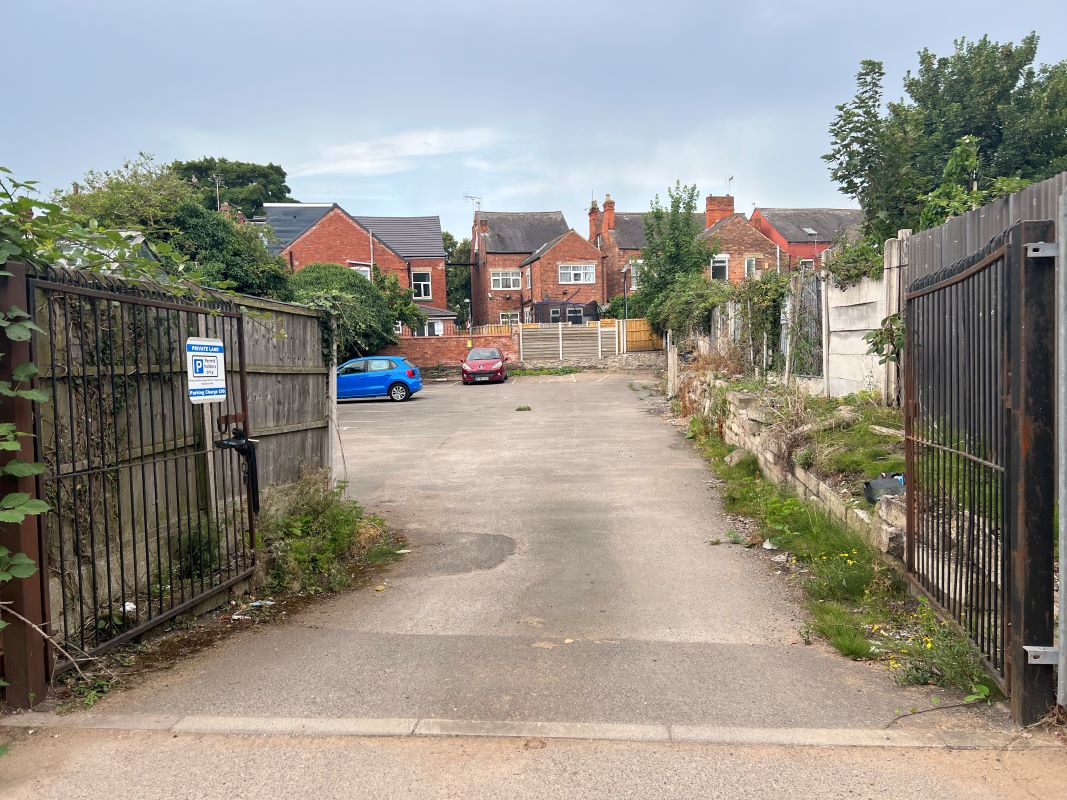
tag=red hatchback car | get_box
[461,347,509,384]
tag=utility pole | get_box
[210,173,224,211]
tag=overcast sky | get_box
[5,0,1066,239]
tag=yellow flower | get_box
[847,559,856,566]
[839,553,849,557]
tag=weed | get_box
[809,602,875,659]
[257,469,400,594]
[794,447,814,469]
[173,522,220,581]
[62,674,116,709]
[0,745,7,758]
[515,405,532,412]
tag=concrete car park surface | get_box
[2,371,1064,798]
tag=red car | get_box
[461,347,509,384]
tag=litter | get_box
[762,540,780,551]
[248,600,275,608]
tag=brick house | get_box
[696,195,783,284]
[471,210,569,325]
[517,229,605,323]
[749,208,863,268]
[263,203,454,328]
[587,194,706,300]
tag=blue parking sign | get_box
[185,337,226,404]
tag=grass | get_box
[510,366,580,376]
[685,411,994,695]
[257,469,405,594]
[515,405,531,411]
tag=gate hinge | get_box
[1022,645,1058,664]
[1025,242,1057,258]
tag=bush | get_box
[257,470,397,593]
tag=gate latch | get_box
[1022,645,1058,665]
[216,426,260,514]
[1025,242,1057,258]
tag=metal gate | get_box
[27,266,257,667]
[904,221,1056,723]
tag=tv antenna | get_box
[464,194,482,213]
[726,175,734,195]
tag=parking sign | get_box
[185,337,227,404]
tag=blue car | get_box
[337,356,422,401]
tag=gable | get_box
[519,230,600,267]
[263,203,334,254]
[698,214,779,253]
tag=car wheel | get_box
[388,382,410,402]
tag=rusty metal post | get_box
[1006,221,1057,724]
[0,262,50,707]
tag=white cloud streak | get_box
[293,128,503,177]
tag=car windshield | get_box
[467,348,501,360]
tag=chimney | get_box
[588,199,600,242]
[478,217,489,234]
[705,194,734,228]
[603,193,615,233]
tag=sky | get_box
[4,0,1067,240]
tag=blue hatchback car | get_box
[337,356,422,401]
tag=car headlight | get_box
[461,363,471,371]
[489,361,502,370]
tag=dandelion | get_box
[847,559,856,566]
[839,553,849,557]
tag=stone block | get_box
[818,482,849,522]
[877,494,906,529]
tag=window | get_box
[524,307,532,323]
[710,255,729,281]
[338,361,366,375]
[499,311,519,325]
[365,359,395,372]
[411,320,444,337]
[628,258,643,290]
[558,263,595,284]
[412,271,431,299]
[394,321,403,336]
[347,261,372,279]
[525,267,532,289]
[491,270,522,290]
[798,259,815,269]
[744,257,757,279]
[596,234,602,248]
[566,307,584,325]
[549,308,561,323]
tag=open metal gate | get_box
[904,221,1057,723]
[26,266,258,668]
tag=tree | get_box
[290,262,420,359]
[443,231,472,325]
[168,202,292,299]
[634,182,712,332]
[172,157,296,217]
[58,153,196,238]
[825,34,1067,240]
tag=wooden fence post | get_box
[0,262,50,707]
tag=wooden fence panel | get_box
[624,318,663,352]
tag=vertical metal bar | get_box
[1007,220,1057,724]
[162,311,194,598]
[116,300,141,627]
[1058,189,1067,708]
[904,291,916,574]
[88,296,118,639]
[45,293,70,649]
[75,293,103,646]
[60,292,86,650]
[142,304,167,616]
[0,263,49,707]
[235,313,255,556]
[130,302,157,620]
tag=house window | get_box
[394,321,403,336]
[347,261,372,279]
[558,263,595,284]
[566,307,584,325]
[524,307,532,323]
[744,257,757,278]
[411,320,444,337]
[500,311,519,325]
[798,259,815,269]
[629,258,643,290]
[525,267,532,289]
[710,255,729,281]
[549,308,561,323]
[491,270,522,290]
[412,271,432,299]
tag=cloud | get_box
[293,128,503,177]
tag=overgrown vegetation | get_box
[510,366,580,376]
[824,233,883,290]
[257,470,404,594]
[684,413,991,695]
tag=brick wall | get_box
[472,252,527,325]
[703,215,781,284]
[379,333,517,368]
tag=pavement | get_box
[2,371,1065,798]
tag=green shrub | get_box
[257,470,395,593]
[173,522,220,581]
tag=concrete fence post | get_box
[558,322,563,360]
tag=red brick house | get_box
[471,210,569,325]
[587,193,706,300]
[696,196,782,284]
[264,203,454,326]
[749,208,863,268]
[517,229,605,323]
